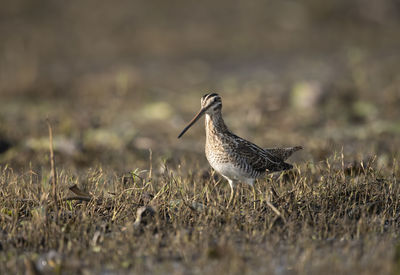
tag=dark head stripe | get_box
[203,93,219,101]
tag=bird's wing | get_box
[264,146,303,161]
[231,135,291,172]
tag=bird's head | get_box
[178,93,222,138]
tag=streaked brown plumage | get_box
[178,93,302,206]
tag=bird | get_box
[178,93,302,211]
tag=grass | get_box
[1,152,399,274]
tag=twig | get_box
[46,118,58,215]
[266,201,284,218]
[149,148,153,180]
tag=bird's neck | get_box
[205,111,228,137]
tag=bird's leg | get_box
[228,185,234,207]
[227,180,236,208]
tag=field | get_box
[1,1,400,274]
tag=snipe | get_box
[178,93,302,211]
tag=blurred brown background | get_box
[1,0,400,172]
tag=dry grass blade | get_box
[46,119,57,201]
[46,118,59,219]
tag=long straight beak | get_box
[178,108,207,138]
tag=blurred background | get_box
[1,0,399,172]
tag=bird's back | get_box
[206,130,295,180]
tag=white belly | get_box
[210,161,258,184]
